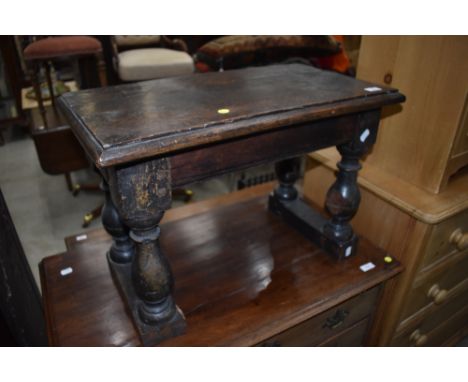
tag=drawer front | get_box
[394,283,468,346]
[401,254,468,320]
[391,299,468,346]
[319,319,369,347]
[420,209,468,270]
[258,287,379,347]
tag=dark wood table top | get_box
[41,184,402,346]
[58,64,404,168]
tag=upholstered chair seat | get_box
[24,36,102,60]
[117,48,194,81]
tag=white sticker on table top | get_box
[364,86,382,92]
[359,262,376,272]
[345,246,352,257]
[360,129,370,143]
[76,234,87,241]
[60,267,73,276]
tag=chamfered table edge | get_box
[58,91,404,168]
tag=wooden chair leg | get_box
[172,188,193,203]
[66,172,101,196]
[30,62,48,129]
[44,61,56,111]
[82,203,103,228]
[65,173,74,192]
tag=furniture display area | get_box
[24,36,105,225]
[304,36,468,346]
[46,63,405,346]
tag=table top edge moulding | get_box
[57,64,405,168]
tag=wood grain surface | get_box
[41,187,402,346]
[58,64,404,167]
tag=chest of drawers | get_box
[304,149,468,345]
[40,184,402,346]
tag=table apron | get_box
[169,111,378,188]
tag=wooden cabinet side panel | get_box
[357,36,468,193]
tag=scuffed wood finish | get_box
[57,64,405,345]
[268,111,381,260]
[40,187,402,346]
[170,113,360,187]
[106,159,186,343]
[58,64,404,168]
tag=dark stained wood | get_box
[257,287,379,346]
[278,110,380,259]
[100,179,134,264]
[56,64,406,345]
[319,318,370,346]
[40,187,402,346]
[31,124,89,175]
[58,64,405,167]
[106,158,186,343]
[0,188,47,346]
[267,111,381,260]
[169,113,360,187]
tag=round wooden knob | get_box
[450,228,468,251]
[409,329,428,346]
[427,284,448,305]
[384,72,393,85]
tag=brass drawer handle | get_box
[323,309,349,329]
[450,228,468,251]
[409,329,428,346]
[427,284,448,305]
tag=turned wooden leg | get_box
[273,157,301,201]
[107,158,185,345]
[323,115,379,258]
[268,111,380,260]
[322,143,362,244]
[100,179,134,263]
